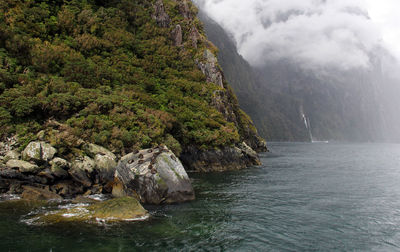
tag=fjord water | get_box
[2,142,400,251]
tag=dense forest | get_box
[0,0,261,158]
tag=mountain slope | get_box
[200,12,399,142]
[0,0,265,170]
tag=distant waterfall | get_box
[301,113,314,142]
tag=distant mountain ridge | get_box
[200,11,400,142]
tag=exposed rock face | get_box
[189,25,201,48]
[172,24,183,46]
[152,0,171,28]
[176,0,191,19]
[194,39,268,156]
[180,142,261,172]
[113,146,195,204]
[197,49,224,88]
[22,141,57,162]
[6,159,40,173]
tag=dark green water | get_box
[2,142,400,251]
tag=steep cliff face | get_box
[0,0,265,172]
[200,12,396,143]
[199,12,308,141]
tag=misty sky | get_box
[196,0,400,71]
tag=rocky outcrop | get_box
[113,146,195,204]
[1,139,196,205]
[152,0,171,28]
[197,49,224,88]
[172,24,183,47]
[189,25,201,48]
[180,142,261,172]
[27,197,149,224]
[176,0,192,19]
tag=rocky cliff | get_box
[0,0,266,205]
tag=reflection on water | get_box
[2,142,400,251]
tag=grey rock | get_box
[41,142,57,161]
[6,159,41,173]
[50,157,70,178]
[50,157,70,169]
[4,150,20,162]
[113,146,195,204]
[22,141,57,162]
[94,153,117,183]
[0,168,47,184]
[85,143,116,160]
[189,25,201,48]
[172,24,183,47]
[84,144,117,183]
[177,0,191,19]
[69,156,95,187]
[196,49,224,88]
[22,142,41,161]
[152,0,170,28]
[180,144,261,172]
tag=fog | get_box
[196,0,400,72]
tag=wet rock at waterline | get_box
[113,146,195,204]
[21,186,62,201]
[180,142,261,172]
[25,197,149,225]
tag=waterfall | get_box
[301,113,314,142]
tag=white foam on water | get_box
[86,194,109,201]
[58,203,89,209]
[0,194,21,201]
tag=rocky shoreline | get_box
[0,133,264,223]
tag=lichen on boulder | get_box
[22,141,57,162]
[113,146,195,204]
[6,159,41,173]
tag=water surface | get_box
[2,142,400,251]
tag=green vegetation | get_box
[0,0,244,154]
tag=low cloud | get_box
[196,0,384,71]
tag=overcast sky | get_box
[196,0,400,71]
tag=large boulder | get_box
[6,159,41,173]
[113,146,195,204]
[22,141,57,162]
[85,144,117,183]
[69,156,95,187]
